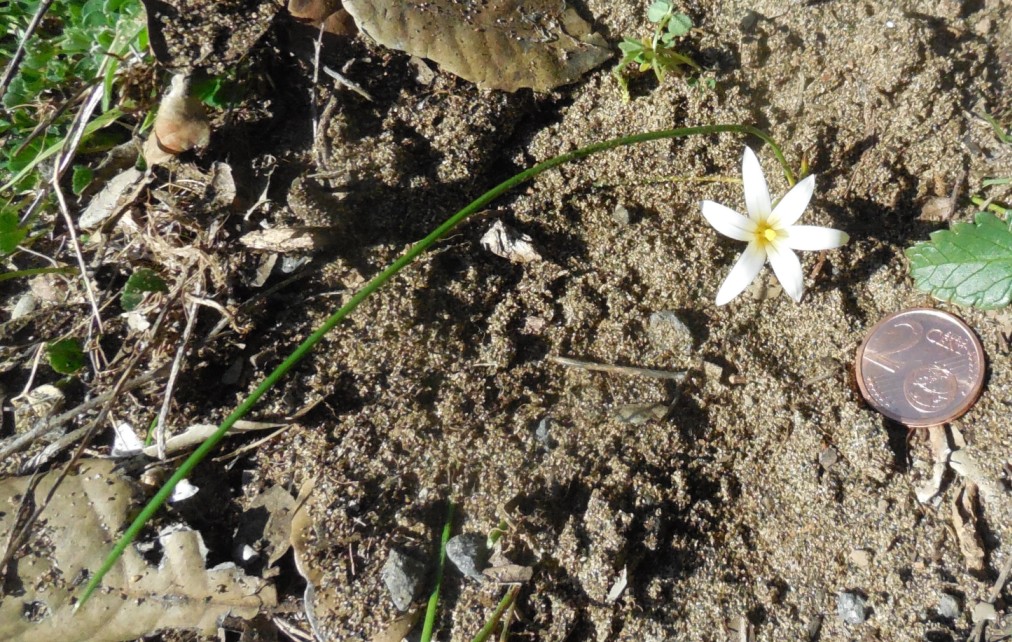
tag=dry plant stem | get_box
[76,124,793,608]
[966,552,1012,642]
[548,355,688,380]
[310,22,324,142]
[52,178,104,335]
[0,365,168,460]
[155,285,201,459]
[0,0,56,97]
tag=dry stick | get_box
[0,365,168,460]
[548,355,688,381]
[966,552,1012,642]
[154,283,201,459]
[51,84,107,335]
[0,0,56,99]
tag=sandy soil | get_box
[4,0,1012,640]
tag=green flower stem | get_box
[971,195,1010,217]
[471,585,522,642]
[0,265,77,282]
[75,123,791,609]
[420,501,455,642]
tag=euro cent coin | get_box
[855,308,985,427]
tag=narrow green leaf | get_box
[121,267,168,311]
[47,338,85,374]
[0,210,27,254]
[906,212,1012,309]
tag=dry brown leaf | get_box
[480,220,541,263]
[482,563,534,584]
[0,459,276,642]
[371,608,423,642]
[240,227,336,253]
[951,481,986,574]
[342,0,611,91]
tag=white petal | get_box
[781,225,850,251]
[768,174,815,228]
[701,200,756,242]
[715,242,766,305]
[766,242,804,302]
[742,147,772,221]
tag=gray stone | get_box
[534,417,557,449]
[837,591,868,625]
[612,204,631,225]
[647,311,693,355]
[445,533,489,580]
[937,593,960,620]
[381,549,427,611]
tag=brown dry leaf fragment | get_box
[951,481,986,573]
[342,0,611,92]
[482,563,534,584]
[235,485,297,568]
[480,220,541,263]
[0,459,276,642]
[371,608,423,642]
[79,167,145,229]
[240,226,336,253]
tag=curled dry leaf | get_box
[342,0,611,91]
[951,481,986,574]
[480,220,541,263]
[240,226,336,253]
[143,74,211,166]
[0,459,276,642]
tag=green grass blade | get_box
[75,123,792,609]
[471,585,521,642]
[420,501,455,642]
[1,107,124,192]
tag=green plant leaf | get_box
[666,13,693,37]
[906,212,1012,309]
[647,0,672,23]
[47,338,85,374]
[121,267,168,311]
[0,209,27,254]
[72,165,94,195]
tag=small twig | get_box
[0,0,56,99]
[965,551,1012,642]
[548,355,688,381]
[322,65,374,101]
[310,22,325,142]
[154,283,201,459]
[945,170,967,221]
[13,344,45,401]
[0,365,168,460]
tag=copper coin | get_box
[855,308,985,427]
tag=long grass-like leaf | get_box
[75,124,792,609]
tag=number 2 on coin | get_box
[865,321,923,373]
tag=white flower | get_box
[701,147,849,305]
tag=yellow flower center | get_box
[756,221,779,247]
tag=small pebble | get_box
[837,591,868,625]
[534,417,557,449]
[445,533,489,580]
[819,446,840,470]
[647,311,694,355]
[848,549,872,569]
[972,601,996,624]
[612,203,631,225]
[381,549,427,611]
[937,593,961,620]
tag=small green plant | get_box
[120,267,168,311]
[907,212,1012,310]
[46,338,85,374]
[613,0,701,102]
[1,0,150,194]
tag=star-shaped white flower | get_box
[701,147,849,305]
